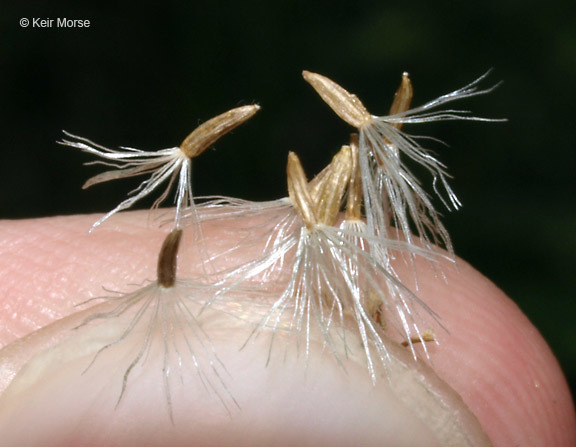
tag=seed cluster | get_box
[54,70,500,429]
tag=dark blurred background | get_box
[1,1,575,395]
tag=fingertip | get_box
[407,256,576,446]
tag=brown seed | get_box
[388,72,413,130]
[180,104,260,158]
[314,145,352,226]
[401,330,436,347]
[287,152,318,230]
[302,71,371,128]
[345,133,362,221]
[157,229,183,288]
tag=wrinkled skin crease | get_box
[0,212,574,446]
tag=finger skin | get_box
[0,212,575,446]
